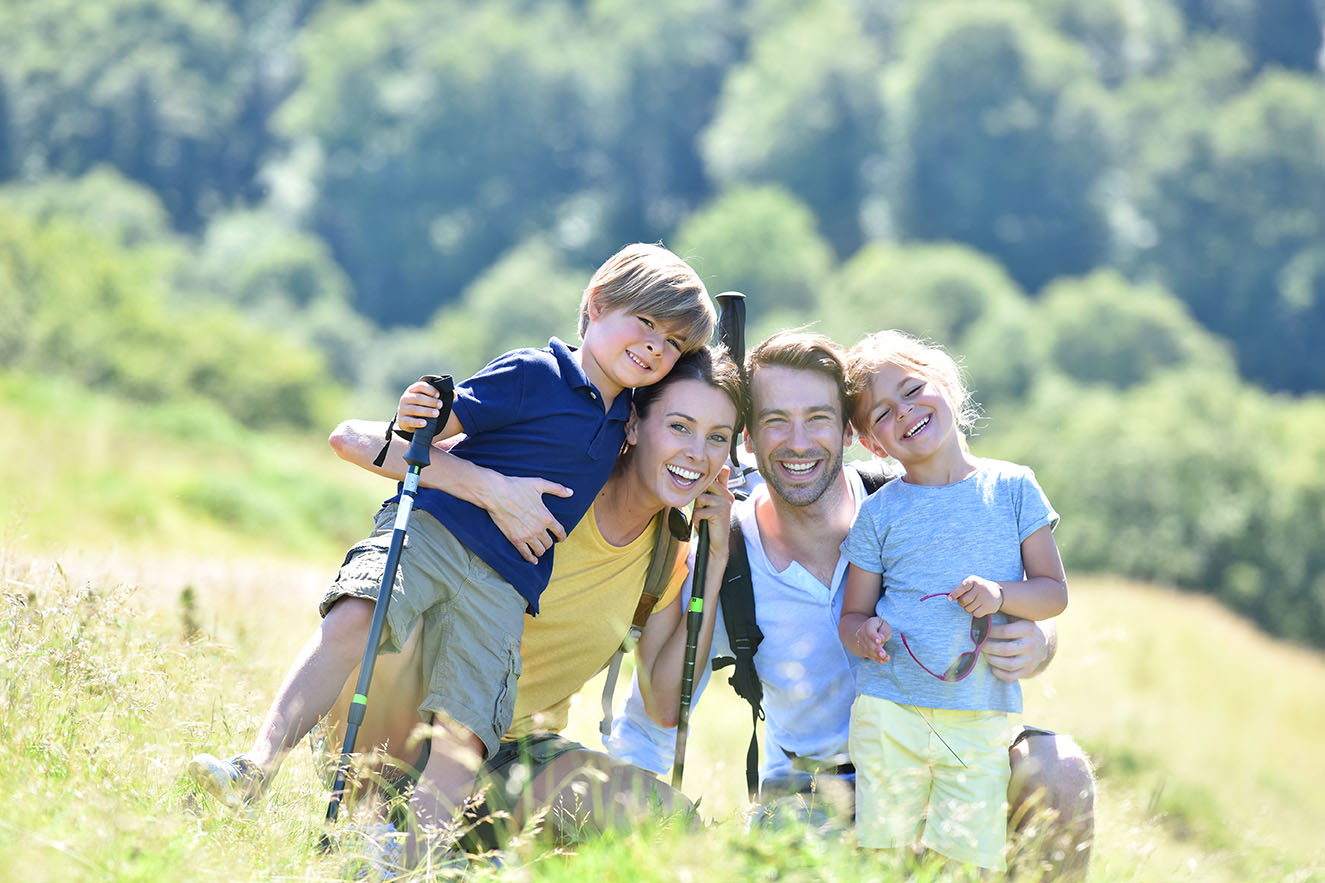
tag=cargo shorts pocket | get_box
[494,635,523,738]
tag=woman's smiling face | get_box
[626,378,738,510]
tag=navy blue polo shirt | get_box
[388,338,630,614]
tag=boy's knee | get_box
[321,597,377,654]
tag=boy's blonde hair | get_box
[578,243,715,353]
[846,330,980,436]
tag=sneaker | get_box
[187,753,267,814]
[339,820,408,880]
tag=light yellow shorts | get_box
[849,694,1013,871]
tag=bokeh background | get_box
[1,3,1324,878]
[3,0,1322,646]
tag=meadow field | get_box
[2,385,1323,881]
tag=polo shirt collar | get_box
[548,337,631,420]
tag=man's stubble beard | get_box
[757,444,846,510]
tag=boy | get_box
[188,243,714,862]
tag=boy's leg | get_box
[247,598,376,775]
[1007,728,1095,881]
[406,717,486,866]
[189,598,377,808]
[190,516,425,809]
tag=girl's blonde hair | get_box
[846,329,980,436]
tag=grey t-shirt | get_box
[841,458,1059,713]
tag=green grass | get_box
[2,372,1324,880]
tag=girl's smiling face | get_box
[626,378,737,510]
[855,362,961,468]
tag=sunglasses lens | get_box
[944,651,978,681]
[971,615,990,643]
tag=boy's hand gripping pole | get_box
[672,291,746,790]
[323,374,454,828]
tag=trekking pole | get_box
[323,374,454,829]
[672,291,746,790]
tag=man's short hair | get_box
[745,330,852,422]
[578,243,715,353]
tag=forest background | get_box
[1,2,1324,878]
[3,0,1322,645]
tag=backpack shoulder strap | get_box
[599,507,688,737]
[712,514,765,800]
[851,459,899,495]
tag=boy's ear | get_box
[742,428,753,455]
[585,287,603,321]
[625,403,640,445]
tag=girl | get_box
[837,330,1067,872]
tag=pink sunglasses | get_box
[899,592,991,682]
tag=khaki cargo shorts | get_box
[320,504,526,759]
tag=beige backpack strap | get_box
[599,507,689,737]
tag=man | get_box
[608,330,1094,879]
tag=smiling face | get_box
[853,361,962,470]
[579,300,686,401]
[748,365,852,508]
[626,378,738,510]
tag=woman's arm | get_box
[633,472,733,727]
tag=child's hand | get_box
[950,575,1003,617]
[850,616,891,663]
[395,380,444,433]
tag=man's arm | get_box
[983,617,1058,681]
[329,418,571,563]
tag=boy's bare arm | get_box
[329,419,570,564]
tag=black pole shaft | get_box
[323,375,452,828]
[672,292,745,790]
[671,520,710,790]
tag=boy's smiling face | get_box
[580,299,685,400]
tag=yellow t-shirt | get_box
[503,502,688,739]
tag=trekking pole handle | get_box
[404,374,454,468]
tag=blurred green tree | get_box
[887,2,1116,293]
[277,0,602,324]
[1028,0,1185,87]
[1178,0,1323,72]
[673,185,834,335]
[822,241,1037,410]
[425,237,585,381]
[700,0,888,256]
[1130,70,1325,391]
[0,0,263,229]
[1036,271,1234,388]
[0,209,338,429]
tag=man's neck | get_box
[755,469,856,586]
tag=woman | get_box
[325,345,745,853]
